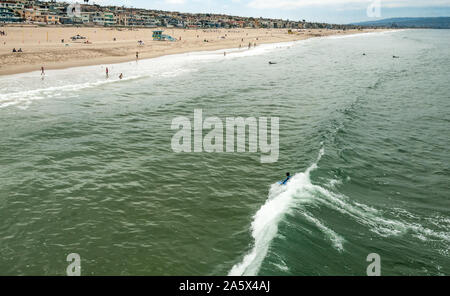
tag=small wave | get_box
[310,185,450,244]
[271,259,289,272]
[301,212,345,252]
[0,40,300,110]
[326,29,407,40]
[228,148,325,276]
[229,145,448,276]
[0,70,190,110]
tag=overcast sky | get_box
[78,0,450,24]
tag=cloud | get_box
[247,0,450,9]
[248,0,368,9]
[165,0,186,4]
[383,0,450,8]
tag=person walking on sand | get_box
[41,66,45,76]
[136,52,139,61]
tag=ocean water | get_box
[0,29,449,276]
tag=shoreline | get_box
[0,28,389,77]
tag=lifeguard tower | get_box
[152,30,176,42]
[152,30,163,41]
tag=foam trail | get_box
[306,183,450,243]
[301,212,344,252]
[296,173,450,251]
[228,144,449,276]
[228,148,325,276]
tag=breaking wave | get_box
[228,148,325,276]
[229,147,449,276]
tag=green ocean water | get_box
[0,29,448,275]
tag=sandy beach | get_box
[0,26,384,76]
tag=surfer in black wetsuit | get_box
[282,172,291,185]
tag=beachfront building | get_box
[0,0,24,10]
[21,8,36,22]
[33,12,59,24]
[0,6,21,22]
[84,11,107,26]
[103,11,115,26]
[116,12,129,26]
[43,13,59,24]
[92,12,104,26]
[87,11,116,26]
[80,12,92,24]
[0,0,362,30]
[19,6,45,23]
[141,15,159,27]
[127,12,144,26]
[167,18,183,28]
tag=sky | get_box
[79,0,450,24]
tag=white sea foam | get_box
[272,259,290,272]
[325,29,406,40]
[311,186,450,243]
[0,30,390,110]
[0,40,297,110]
[229,146,449,276]
[228,148,325,276]
[301,212,345,252]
